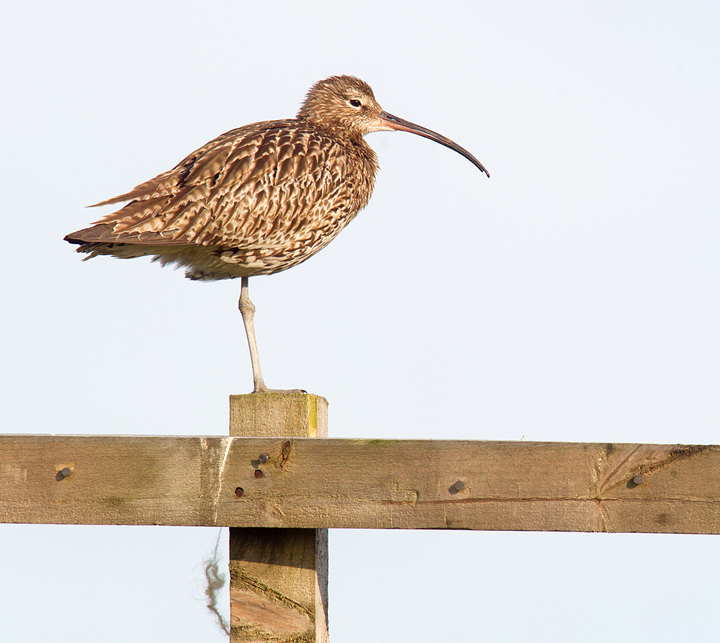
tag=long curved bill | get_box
[379,111,490,178]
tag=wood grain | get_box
[1,435,718,534]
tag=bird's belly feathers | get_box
[212,200,359,277]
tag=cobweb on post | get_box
[204,529,230,636]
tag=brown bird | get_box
[65,75,489,392]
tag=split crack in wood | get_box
[597,443,710,495]
[231,568,313,618]
[384,496,720,506]
[200,436,233,525]
[279,440,292,470]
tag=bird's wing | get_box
[75,121,356,250]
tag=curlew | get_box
[65,75,489,392]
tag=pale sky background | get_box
[2,1,720,641]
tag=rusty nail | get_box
[632,474,644,486]
[254,469,263,478]
[234,487,244,497]
[258,454,268,464]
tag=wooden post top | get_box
[229,393,328,438]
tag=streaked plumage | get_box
[65,75,489,391]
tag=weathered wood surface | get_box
[228,393,328,643]
[1,435,718,534]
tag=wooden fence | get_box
[2,393,718,641]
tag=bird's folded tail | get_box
[64,223,193,248]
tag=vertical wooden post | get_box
[228,393,329,643]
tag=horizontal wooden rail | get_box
[1,435,718,534]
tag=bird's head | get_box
[297,75,388,137]
[298,75,489,177]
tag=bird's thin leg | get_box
[238,277,268,393]
[238,278,305,394]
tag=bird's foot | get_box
[252,386,307,395]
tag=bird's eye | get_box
[349,99,362,108]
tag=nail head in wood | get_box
[449,480,465,494]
